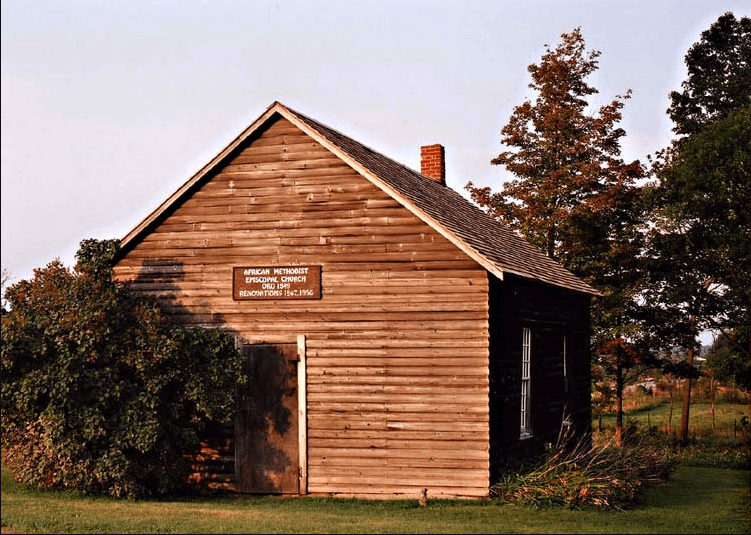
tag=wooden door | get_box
[235,343,299,494]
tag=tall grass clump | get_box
[491,426,675,510]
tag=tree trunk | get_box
[546,225,557,259]
[680,348,695,441]
[709,371,716,432]
[666,379,674,434]
[615,363,624,448]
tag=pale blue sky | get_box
[1,0,743,287]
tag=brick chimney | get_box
[420,144,445,186]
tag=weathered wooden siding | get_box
[184,422,235,492]
[113,116,490,499]
[488,274,591,479]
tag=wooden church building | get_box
[112,101,598,500]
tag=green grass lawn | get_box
[2,464,749,534]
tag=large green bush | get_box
[1,239,245,498]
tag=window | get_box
[520,327,532,438]
[561,334,572,430]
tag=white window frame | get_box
[520,327,532,438]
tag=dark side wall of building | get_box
[488,273,592,481]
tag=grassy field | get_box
[1,464,749,534]
[596,398,750,440]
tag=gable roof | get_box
[118,101,598,296]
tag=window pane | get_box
[521,328,532,437]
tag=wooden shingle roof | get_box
[118,101,598,296]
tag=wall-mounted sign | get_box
[233,265,321,300]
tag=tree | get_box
[466,27,648,447]
[1,239,246,498]
[644,12,751,440]
[705,332,751,393]
[466,28,645,262]
[667,12,751,137]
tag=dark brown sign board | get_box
[233,265,321,300]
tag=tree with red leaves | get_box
[466,27,649,447]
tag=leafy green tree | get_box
[1,239,245,498]
[705,332,751,393]
[644,12,751,440]
[466,27,648,447]
[667,12,751,137]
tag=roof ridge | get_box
[279,102,426,179]
[278,104,598,295]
